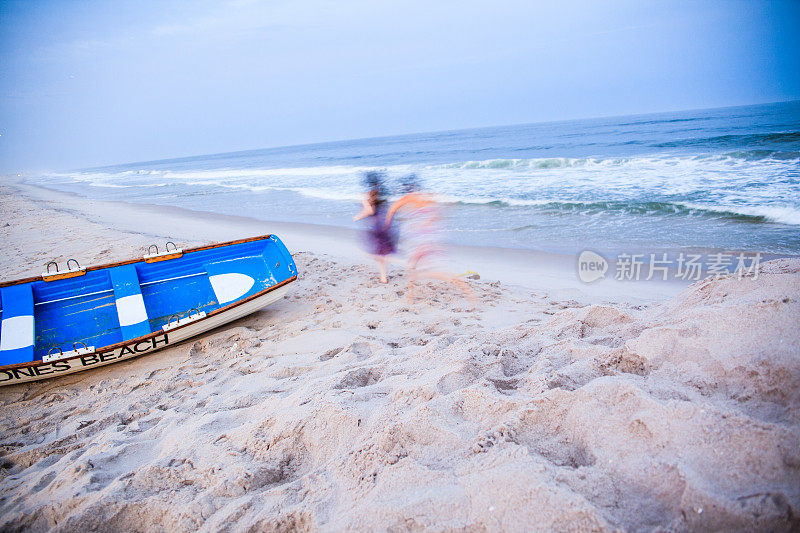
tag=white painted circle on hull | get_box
[116,294,148,327]
[0,315,34,351]
[209,273,255,304]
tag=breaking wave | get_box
[434,150,799,170]
[437,196,800,225]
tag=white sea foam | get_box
[87,182,132,188]
[676,202,800,225]
[436,157,600,170]
[435,194,557,206]
[283,187,363,202]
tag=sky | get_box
[0,0,798,172]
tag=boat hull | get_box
[0,282,291,386]
[0,233,297,387]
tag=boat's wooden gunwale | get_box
[0,275,296,372]
[0,234,273,289]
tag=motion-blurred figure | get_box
[354,171,397,283]
[386,175,474,303]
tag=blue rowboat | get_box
[0,234,297,386]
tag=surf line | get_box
[0,334,170,384]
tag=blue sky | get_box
[1,0,798,171]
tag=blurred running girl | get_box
[354,171,397,283]
[385,175,474,303]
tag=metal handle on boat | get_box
[165,241,178,252]
[46,261,59,274]
[73,341,88,351]
[48,347,63,356]
[147,244,159,255]
[189,308,202,318]
[167,314,180,328]
[67,259,80,271]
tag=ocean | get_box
[28,100,800,255]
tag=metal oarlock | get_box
[162,308,207,332]
[144,241,184,263]
[42,343,95,363]
[166,314,180,329]
[42,258,86,282]
[42,347,66,363]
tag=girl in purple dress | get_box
[354,172,397,283]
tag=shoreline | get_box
[18,175,800,256]
[5,178,701,304]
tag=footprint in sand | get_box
[31,471,56,493]
[334,367,382,389]
[320,347,344,360]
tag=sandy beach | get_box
[0,183,798,531]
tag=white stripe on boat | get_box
[33,273,207,307]
[34,288,114,306]
[116,294,148,327]
[0,315,34,351]
[209,273,255,304]
[140,272,206,287]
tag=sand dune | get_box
[0,186,798,531]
